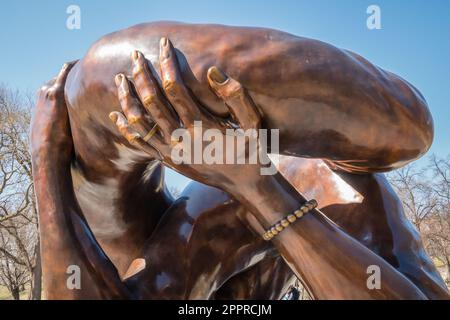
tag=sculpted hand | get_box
[109,38,270,193]
[31,62,77,165]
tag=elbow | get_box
[416,103,434,157]
[378,71,434,169]
[404,94,434,161]
[389,92,434,168]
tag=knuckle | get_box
[119,126,131,138]
[163,79,179,97]
[128,134,140,145]
[249,118,261,129]
[45,88,58,100]
[118,91,131,102]
[127,113,143,125]
[142,94,156,108]
[227,81,244,98]
[133,64,145,77]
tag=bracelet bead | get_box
[281,219,290,228]
[287,214,297,223]
[262,199,318,241]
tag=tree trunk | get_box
[30,240,42,300]
[446,256,450,285]
[11,286,20,300]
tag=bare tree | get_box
[0,85,40,300]
[388,164,437,232]
[424,211,450,285]
[388,155,450,286]
[0,222,32,299]
[424,155,450,284]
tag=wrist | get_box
[231,171,306,229]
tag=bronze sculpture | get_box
[31,22,450,299]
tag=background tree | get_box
[0,85,40,300]
[423,155,450,285]
[388,155,450,286]
[388,164,437,232]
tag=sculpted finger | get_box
[208,66,261,130]
[115,73,153,137]
[54,60,78,89]
[40,61,78,101]
[131,50,178,141]
[159,37,200,125]
[37,83,53,100]
[109,112,162,159]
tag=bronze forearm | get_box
[233,172,427,299]
[32,149,131,299]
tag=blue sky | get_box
[1,0,449,189]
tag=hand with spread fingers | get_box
[109,37,266,193]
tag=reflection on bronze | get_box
[31,22,449,300]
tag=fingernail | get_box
[208,66,228,84]
[160,37,170,59]
[132,50,140,62]
[109,112,118,123]
[115,74,124,87]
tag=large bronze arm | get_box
[65,21,433,175]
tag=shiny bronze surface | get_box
[31,22,448,299]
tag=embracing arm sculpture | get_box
[65,22,432,173]
[31,22,448,300]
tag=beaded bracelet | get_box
[262,199,318,241]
